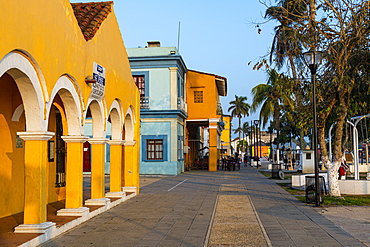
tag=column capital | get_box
[62,135,88,143]
[124,140,136,146]
[88,138,109,145]
[17,131,54,141]
[108,140,125,146]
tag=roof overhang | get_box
[215,77,227,97]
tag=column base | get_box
[14,221,56,233]
[105,191,126,198]
[57,207,90,217]
[85,198,110,206]
[122,186,137,193]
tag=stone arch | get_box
[47,75,84,136]
[108,99,123,140]
[124,106,135,141]
[0,51,47,131]
[85,99,106,138]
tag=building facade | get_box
[185,70,227,171]
[0,0,140,233]
[127,42,187,175]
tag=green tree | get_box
[228,95,251,141]
[261,0,370,196]
[251,69,294,162]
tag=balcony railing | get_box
[178,97,186,111]
[140,97,150,109]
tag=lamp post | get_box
[303,50,323,207]
[254,120,260,168]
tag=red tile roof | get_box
[71,1,113,41]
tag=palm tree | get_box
[251,69,293,162]
[228,95,251,141]
[265,0,307,78]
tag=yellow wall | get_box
[186,71,220,120]
[0,0,140,218]
[0,74,25,216]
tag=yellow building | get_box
[0,0,140,235]
[220,115,232,156]
[185,70,227,171]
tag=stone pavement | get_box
[40,166,367,247]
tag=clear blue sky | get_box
[71,0,276,133]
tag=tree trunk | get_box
[329,96,348,196]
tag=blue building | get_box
[127,41,187,175]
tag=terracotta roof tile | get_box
[71,1,113,41]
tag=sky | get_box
[71,0,277,133]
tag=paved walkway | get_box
[32,166,368,246]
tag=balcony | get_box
[140,97,150,109]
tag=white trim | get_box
[108,100,123,140]
[85,99,106,138]
[124,140,136,146]
[48,75,84,136]
[209,118,221,123]
[124,111,134,141]
[62,135,88,143]
[12,104,24,121]
[17,131,54,141]
[0,51,47,131]
[108,140,125,145]
[186,119,209,122]
[88,138,108,145]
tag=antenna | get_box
[177,21,181,53]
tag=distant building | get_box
[127,41,187,175]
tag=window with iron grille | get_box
[194,91,203,103]
[133,75,145,98]
[146,139,163,160]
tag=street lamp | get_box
[303,50,323,207]
[254,120,260,168]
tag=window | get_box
[146,139,163,160]
[178,136,184,161]
[194,91,203,103]
[133,75,145,98]
[142,135,167,162]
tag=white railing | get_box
[178,97,186,111]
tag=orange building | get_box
[185,70,227,171]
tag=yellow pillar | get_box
[17,132,54,225]
[209,120,221,172]
[62,136,88,209]
[123,140,140,193]
[89,139,107,199]
[108,140,124,192]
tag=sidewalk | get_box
[2,166,369,246]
